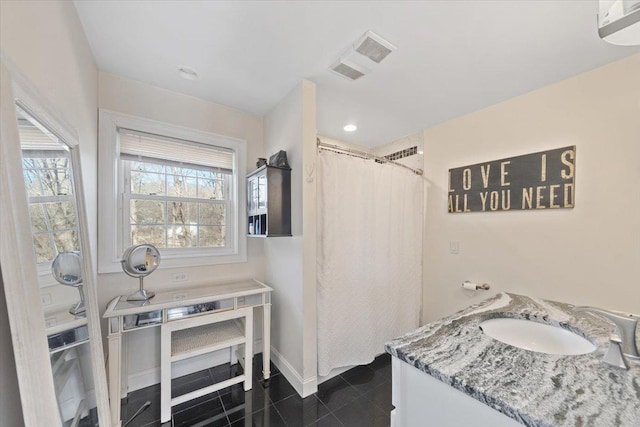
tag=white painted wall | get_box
[0,2,98,423]
[263,80,318,396]
[422,54,640,323]
[97,72,266,389]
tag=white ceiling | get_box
[74,1,639,147]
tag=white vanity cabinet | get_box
[391,357,521,427]
[387,294,640,426]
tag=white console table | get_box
[103,279,272,426]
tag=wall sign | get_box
[448,146,575,213]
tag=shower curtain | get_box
[317,149,423,377]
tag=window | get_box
[18,110,79,265]
[119,130,232,249]
[98,110,247,273]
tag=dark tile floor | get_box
[121,353,392,427]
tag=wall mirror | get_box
[0,62,111,426]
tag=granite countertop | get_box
[385,293,640,427]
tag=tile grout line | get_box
[219,399,233,427]
[310,394,342,427]
[329,367,391,425]
[124,356,392,427]
[313,394,346,427]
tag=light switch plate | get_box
[449,241,460,254]
[41,293,52,306]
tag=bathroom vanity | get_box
[385,293,640,426]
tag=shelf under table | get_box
[170,319,245,362]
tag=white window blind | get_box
[118,129,234,172]
[18,118,67,153]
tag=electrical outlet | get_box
[41,293,52,306]
[449,241,460,255]
[172,272,188,282]
[173,292,187,301]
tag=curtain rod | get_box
[316,138,423,176]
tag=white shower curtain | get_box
[317,149,423,377]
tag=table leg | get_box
[120,332,128,398]
[262,303,271,381]
[160,324,171,423]
[108,332,122,426]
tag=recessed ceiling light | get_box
[344,124,357,132]
[178,66,199,80]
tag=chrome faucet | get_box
[574,306,639,360]
[602,334,629,370]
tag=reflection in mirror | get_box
[16,106,101,425]
[51,251,85,316]
[121,243,161,301]
[20,118,79,265]
[17,107,82,320]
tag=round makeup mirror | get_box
[121,244,161,301]
[51,251,86,316]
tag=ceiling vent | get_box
[354,31,397,64]
[598,0,640,45]
[329,30,397,81]
[330,57,369,81]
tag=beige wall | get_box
[373,132,424,171]
[264,83,305,377]
[97,72,266,386]
[0,2,98,424]
[97,72,266,299]
[264,80,318,396]
[301,80,318,392]
[422,54,640,323]
[98,71,266,302]
[318,135,372,153]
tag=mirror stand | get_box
[52,252,86,316]
[69,285,86,315]
[127,278,155,301]
[121,243,161,302]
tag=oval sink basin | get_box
[479,318,596,355]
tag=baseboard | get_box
[317,365,353,385]
[316,351,389,385]
[269,346,317,398]
[126,338,263,393]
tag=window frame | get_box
[23,151,79,271]
[16,107,82,286]
[121,158,232,251]
[98,110,247,274]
